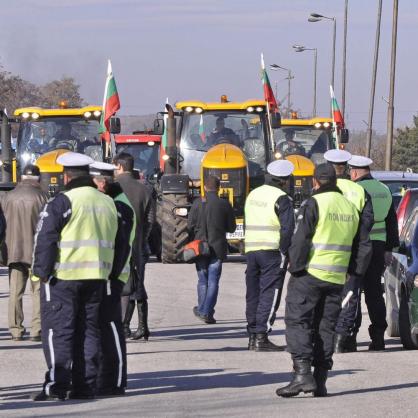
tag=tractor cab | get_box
[14,105,104,170]
[275,116,346,207]
[177,99,276,191]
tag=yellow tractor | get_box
[274,116,349,207]
[0,103,104,195]
[156,96,281,262]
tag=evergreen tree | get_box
[393,116,418,172]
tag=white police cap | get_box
[348,155,373,168]
[267,159,294,177]
[324,149,352,164]
[89,161,117,176]
[56,152,94,167]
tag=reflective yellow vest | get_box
[114,192,136,283]
[307,192,359,285]
[244,184,286,253]
[337,178,366,213]
[54,186,118,280]
[358,179,392,241]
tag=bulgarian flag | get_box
[261,53,278,112]
[330,85,344,127]
[100,59,120,137]
[199,114,206,142]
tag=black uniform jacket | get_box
[32,176,125,281]
[288,183,372,278]
[355,173,400,250]
[115,172,155,256]
[188,191,236,261]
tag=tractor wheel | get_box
[159,193,189,264]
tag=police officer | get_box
[244,160,294,351]
[324,150,374,353]
[31,152,122,401]
[347,155,399,351]
[90,162,135,397]
[276,163,371,398]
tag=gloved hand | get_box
[384,251,393,267]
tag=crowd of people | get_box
[0,146,398,401]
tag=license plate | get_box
[226,223,244,240]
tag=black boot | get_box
[368,335,385,351]
[345,335,357,352]
[276,360,317,397]
[334,334,347,354]
[255,333,283,352]
[123,300,135,338]
[131,300,150,341]
[248,333,256,351]
[313,367,328,397]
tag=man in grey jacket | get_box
[1,165,48,341]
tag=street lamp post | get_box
[270,64,294,117]
[309,12,336,115]
[293,45,317,117]
[386,0,399,170]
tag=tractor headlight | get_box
[22,112,30,119]
[414,275,418,288]
[195,107,203,114]
[314,122,322,128]
[93,110,101,117]
[174,207,188,217]
[275,152,282,159]
[185,106,194,113]
[323,122,330,128]
[246,106,254,113]
[31,112,40,120]
[162,154,170,161]
[84,111,92,118]
[147,141,155,146]
[256,106,264,112]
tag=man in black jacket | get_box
[188,176,236,324]
[113,153,156,340]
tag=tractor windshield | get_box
[274,126,334,165]
[17,116,103,167]
[180,111,268,180]
[116,142,160,178]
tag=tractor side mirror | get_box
[153,118,164,136]
[109,117,121,134]
[340,128,349,143]
[270,112,281,129]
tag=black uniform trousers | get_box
[357,240,388,339]
[335,274,363,337]
[285,273,342,370]
[97,279,127,391]
[246,250,283,334]
[40,278,105,396]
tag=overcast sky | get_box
[0,0,416,132]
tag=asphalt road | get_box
[0,260,417,417]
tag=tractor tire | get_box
[399,290,418,350]
[159,193,189,264]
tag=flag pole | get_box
[261,53,275,153]
[330,85,340,148]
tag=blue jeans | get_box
[196,256,223,317]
